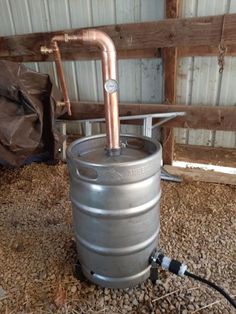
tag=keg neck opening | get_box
[106,147,122,157]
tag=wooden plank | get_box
[162,0,180,165]
[164,165,236,186]
[178,45,236,57]
[1,14,236,62]
[2,46,236,62]
[175,144,236,168]
[0,48,160,62]
[65,101,236,131]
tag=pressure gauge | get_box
[104,79,119,94]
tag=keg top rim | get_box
[67,134,162,168]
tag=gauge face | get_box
[104,79,119,93]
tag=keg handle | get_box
[76,166,98,182]
[125,138,145,150]
[40,30,121,156]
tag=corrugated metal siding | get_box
[175,0,236,148]
[1,0,235,148]
[0,0,164,135]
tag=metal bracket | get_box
[143,116,153,137]
[57,121,67,161]
[84,121,92,136]
[161,167,182,183]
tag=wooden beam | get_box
[1,14,236,61]
[0,48,160,62]
[162,0,180,165]
[178,45,236,57]
[2,46,236,63]
[164,165,236,185]
[64,102,236,131]
[175,144,236,168]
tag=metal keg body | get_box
[67,135,161,288]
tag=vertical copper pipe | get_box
[51,30,120,154]
[101,43,120,153]
[51,41,72,116]
[77,30,120,153]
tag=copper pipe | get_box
[41,39,72,116]
[51,41,72,116]
[41,30,120,153]
[80,30,120,153]
[51,30,120,153]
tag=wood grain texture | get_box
[178,45,236,57]
[65,102,236,131]
[162,0,180,165]
[164,165,236,185]
[175,144,236,168]
[0,14,236,61]
[2,46,236,62]
[0,48,160,62]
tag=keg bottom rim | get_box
[81,263,151,289]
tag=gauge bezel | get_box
[104,79,119,94]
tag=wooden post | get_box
[162,0,180,165]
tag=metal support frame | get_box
[70,112,185,137]
[85,121,92,136]
[142,116,153,137]
[57,121,67,161]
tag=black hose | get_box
[152,252,236,309]
[185,270,236,309]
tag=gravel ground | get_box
[0,162,235,314]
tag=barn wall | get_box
[0,0,235,148]
[0,0,164,135]
[175,0,236,149]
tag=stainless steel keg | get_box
[67,134,161,288]
[45,28,162,288]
